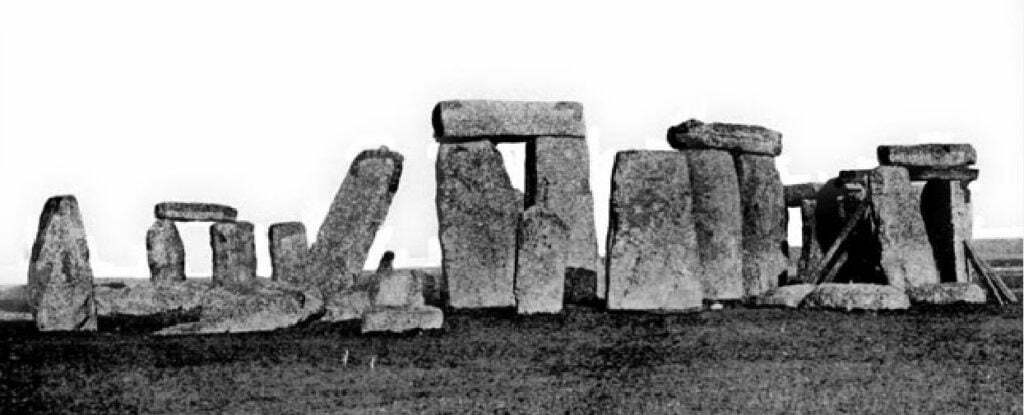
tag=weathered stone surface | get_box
[308,147,403,289]
[155,282,324,335]
[412,269,447,307]
[514,207,569,314]
[563,268,598,305]
[877,143,976,168]
[27,195,97,331]
[784,182,824,207]
[908,167,979,182]
[736,154,788,298]
[371,271,425,308]
[147,219,186,283]
[321,290,373,322]
[685,149,744,300]
[920,181,973,283]
[668,119,782,156]
[868,166,940,289]
[802,283,910,311]
[754,284,816,308]
[526,136,604,301]
[154,202,237,222]
[361,306,444,333]
[796,200,824,284]
[210,221,257,285]
[606,151,703,310]
[432,100,585,140]
[436,141,519,309]
[268,222,308,284]
[906,283,986,305]
[95,280,207,316]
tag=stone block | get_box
[877,143,976,168]
[784,182,824,207]
[154,202,237,222]
[515,206,570,314]
[432,100,585,140]
[735,153,788,298]
[147,219,186,282]
[361,306,444,333]
[685,149,744,300]
[754,284,816,308]
[906,283,986,305]
[27,195,97,331]
[908,167,978,182]
[155,281,324,335]
[802,283,910,310]
[210,221,257,285]
[668,119,782,156]
[868,166,940,289]
[268,222,308,284]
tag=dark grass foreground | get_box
[0,305,1020,414]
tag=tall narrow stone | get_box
[27,195,97,331]
[525,136,603,300]
[147,219,186,282]
[735,154,788,297]
[210,221,257,285]
[796,200,823,284]
[685,149,743,301]
[868,166,940,289]
[307,147,403,289]
[606,151,702,311]
[436,141,519,308]
[268,222,308,284]
[920,180,973,283]
[515,206,570,314]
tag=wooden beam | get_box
[815,202,868,284]
[820,251,850,283]
[964,241,1017,305]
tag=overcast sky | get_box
[1,1,1021,284]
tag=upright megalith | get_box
[147,219,186,283]
[155,202,237,222]
[684,149,744,301]
[668,119,782,156]
[268,222,308,284]
[210,221,257,285]
[307,147,403,289]
[735,153,788,297]
[435,141,520,308]
[868,166,940,289]
[796,199,823,283]
[606,151,702,311]
[515,206,570,314]
[27,195,97,331]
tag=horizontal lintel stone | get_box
[783,182,824,207]
[908,167,979,182]
[155,202,237,222]
[432,100,585,141]
[667,119,782,156]
[877,143,976,168]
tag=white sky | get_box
[1,1,1022,284]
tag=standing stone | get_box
[606,151,703,311]
[436,141,519,308]
[868,166,940,289]
[27,195,97,331]
[147,219,186,283]
[735,154,788,297]
[268,222,308,284]
[376,251,395,275]
[515,206,570,314]
[877,143,976,168]
[796,200,823,284]
[668,119,782,156]
[307,147,403,290]
[526,136,603,300]
[685,149,744,301]
[210,221,257,285]
[154,202,237,222]
[920,180,973,283]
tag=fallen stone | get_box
[515,206,570,314]
[908,167,979,182]
[906,283,986,305]
[27,195,97,331]
[735,154,788,298]
[436,141,519,308]
[432,100,585,140]
[784,182,823,207]
[154,202,237,222]
[755,284,816,308]
[268,222,308,284]
[320,289,374,322]
[361,306,444,333]
[95,280,208,316]
[307,147,403,289]
[147,219,186,283]
[210,221,257,285]
[795,200,824,284]
[801,283,910,311]
[155,281,324,335]
[869,166,940,289]
[877,143,976,168]
[606,151,703,311]
[668,119,782,156]
[685,149,744,301]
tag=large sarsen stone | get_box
[735,153,788,298]
[668,119,782,156]
[147,219,186,283]
[27,195,97,331]
[685,149,743,301]
[433,100,585,140]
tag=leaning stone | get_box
[307,147,403,290]
[668,119,782,156]
[868,166,940,289]
[784,182,824,207]
[436,141,519,309]
[147,219,186,282]
[801,283,910,311]
[877,143,976,168]
[432,100,585,140]
[754,284,816,308]
[906,283,986,305]
[361,306,444,333]
[735,153,788,298]
[908,167,979,182]
[515,207,570,314]
[268,222,308,284]
[154,202,237,222]
[321,290,373,322]
[155,281,324,335]
[795,200,824,284]
[95,280,208,316]
[27,195,97,331]
[606,151,703,311]
[210,221,257,285]
[685,149,744,301]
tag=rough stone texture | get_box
[361,306,444,333]
[563,268,598,305]
[95,280,207,316]
[436,141,519,309]
[268,222,308,284]
[685,149,744,300]
[27,195,97,331]
[515,207,570,314]
[736,154,788,298]
[210,221,257,285]
[908,167,979,182]
[147,219,186,283]
[154,202,237,222]
[155,282,324,335]
[868,166,940,289]
[308,147,403,290]
[920,181,973,283]
[371,271,425,308]
[606,151,703,311]
[796,200,824,284]
[784,182,824,207]
[801,283,911,311]
[906,283,986,305]
[526,136,604,301]
[321,290,373,322]
[668,119,782,156]
[754,284,816,308]
[877,143,976,168]
[412,269,447,307]
[432,100,585,140]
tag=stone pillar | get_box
[268,222,308,284]
[28,195,97,331]
[514,206,569,314]
[796,200,823,283]
[735,153,788,297]
[920,179,975,283]
[868,167,939,289]
[147,219,186,283]
[952,182,973,282]
[684,149,744,301]
[211,221,257,285]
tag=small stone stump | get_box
[27,195,97,331]
[268,222,308,284]
[210,221,257,285]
